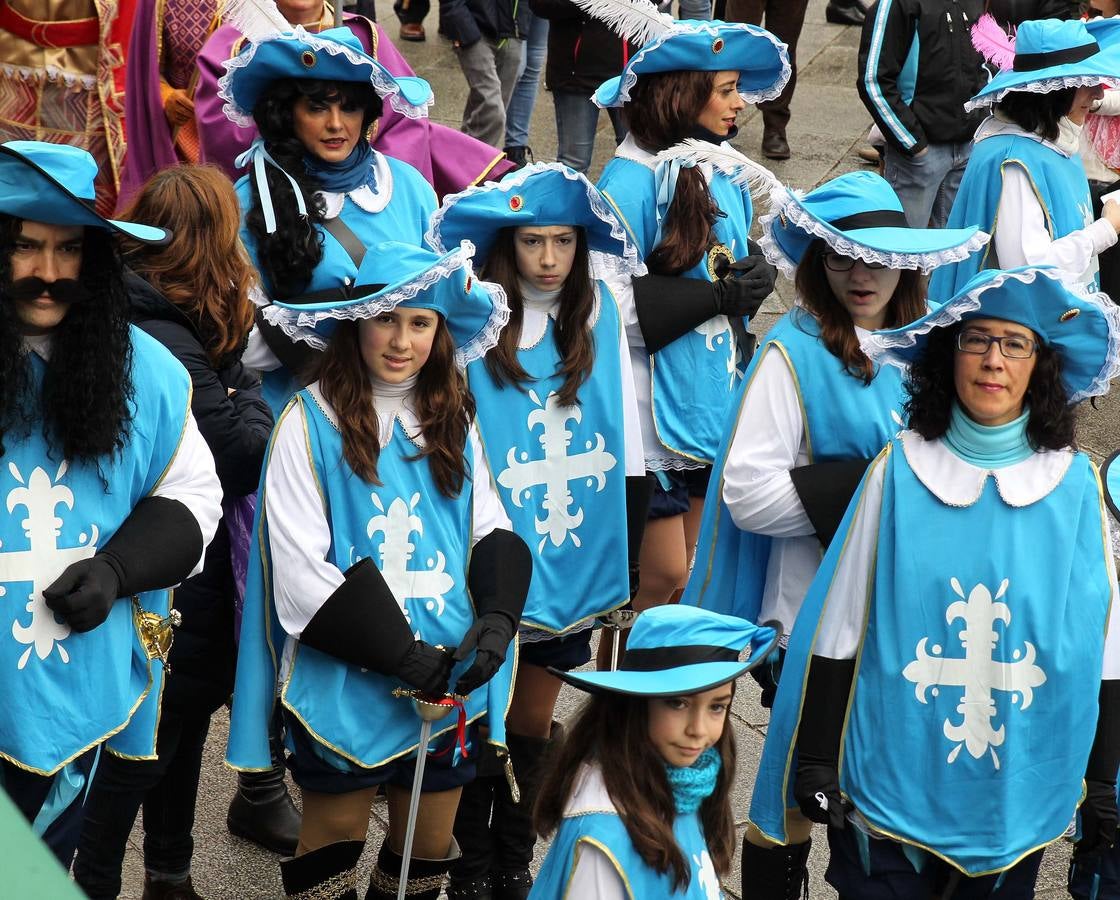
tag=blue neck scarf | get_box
[303,140,378,195]
[945,401,1033,468]
[664,746,721,814]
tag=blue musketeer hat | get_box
[759,171,988,279]
[0,141,168,244]
[425,162,644,279]
[552,605,779,697]
[966,19,1120,111]
[262,239,510,367]
[862,266,1120,405]
[219,24,432,126]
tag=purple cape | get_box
[193,13,512,196]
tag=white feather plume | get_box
[568,0,673,46]
[656,138,781,198]
[222,0,292,41]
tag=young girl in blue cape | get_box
[753,266,1120,898]
[217,2,439,415]
[225,242,532,900]
[530,605,778,899]
[574,0,787,625]
[680,169,987,899]
[931,18,1120,298]
[426,163,649,899]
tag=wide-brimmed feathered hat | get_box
[966,18,1120,111]
[262,240,509,367]
[759,171,988,279]
[0,142,168,244]
[862,265,1120,405]
[218,0,432,125]
[552,605,778,697]
[425,162,644,279]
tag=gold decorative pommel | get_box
[136,605,182,667]
[390,688,464,720]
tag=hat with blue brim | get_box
[219,25,432,126]
[759,171,988,279]
[0,141,168,244]
[551,605,779,697]
[1103,450,1120,522]
[261,239,509,367]
[593,20,790,109]
[965,19,1120,112]
[425,162,645,280]
[861,266,1120,405]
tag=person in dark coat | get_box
[72,165,277,900]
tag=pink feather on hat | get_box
[971,12,1016,71]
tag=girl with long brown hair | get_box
[72,163,273,900]
[531,605,778,899]
[225,241,532,900]
[681,170,988,899]
[584,8,790,642]
[426,164,649,899]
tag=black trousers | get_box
[72,702,215,899]
[1089,178,1120,305]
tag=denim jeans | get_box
[553,91,627,174]
[504,12,548,148]
[883,140,972,229]
[1070,841,1120,900]
[675,0,712,19]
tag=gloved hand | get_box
[727,247,777,299]
[396,640,454,697]
[793,760,850,830]
[452,611,516,695]
[712,251,775,320]
[43,554,124,633]
[159,82,195,128]
[1076,779,1119,858]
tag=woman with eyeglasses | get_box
[750,264,1120,898]
[681,171,988,897]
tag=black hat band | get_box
[622,644,741,671]
[1013,40,1098,72]
[829,209,910,231]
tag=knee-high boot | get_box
[491,727,556,900]
[227,709,302,855]
[448,744,504,899]
[279,841,364,900]
[366,838,461,900]
[741,837,811,900]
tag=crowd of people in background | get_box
[1,1,1120,899]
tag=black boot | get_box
[448,744,503,899]
[825,0,866,26]
[279,841,363,899]
[502,146,534,170]
[741,837,810,900]
[227,713,301,855]
[366,838,460,900]
[491,729,555,900]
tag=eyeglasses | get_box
[956,329,1037,359]
[823,252,887,272]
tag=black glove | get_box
[43,555,123,633]
[397,640,455,697]
[452,610,517,695]
[794,761,850,830]
[712,259,774,320]
[1076,779,1119,858]
[793,655,856,829]
[748,646,786,709]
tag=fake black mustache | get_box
[5,277,91,304]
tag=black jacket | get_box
[439,0,529,47]
[127,270,273,711]
[529,0,637,95]
[857,0,987,156]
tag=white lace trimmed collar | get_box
[516,280,602,349]
[974,112,1083,158]
[563,763,618,819]
[613,133,716,179]
[900,429,1074,508]
[318,150,394,217]
[307,375,425,448]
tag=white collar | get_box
[319,150,394,217]
[21,333,52,361]
[900,429,1074,508]
[563,763,618,818]
[516,284,602,350]
[613,133,716,179]
[974,112,1081,158]
[307,378,424,448]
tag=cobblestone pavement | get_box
[113,0,1115,895]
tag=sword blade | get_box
[398,717,434,900]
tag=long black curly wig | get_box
[246,78,383,300]
[0,215,134,465]
[904,322,1076,451]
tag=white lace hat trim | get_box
[965,74,1120,112]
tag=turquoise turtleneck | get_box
[664,746,721,814]
[944,402,1034,468]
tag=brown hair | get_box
[121,165,258,367]
[794,240,926,384]
[624,70,724,276]
[481,227,596,408]
[315,318,475,497]
[535,689,737,891]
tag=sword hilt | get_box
[135,605,183,669]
